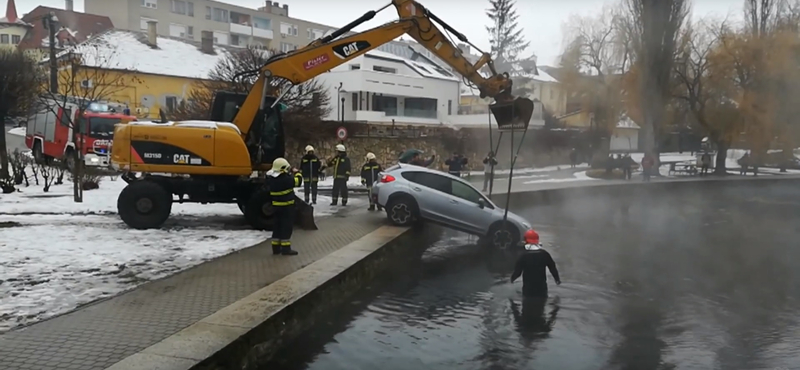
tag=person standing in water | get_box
[510,230,561,298]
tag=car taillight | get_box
[380,174,395,183]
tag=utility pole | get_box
[42,12,59,94]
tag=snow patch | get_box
[7,126,25,137]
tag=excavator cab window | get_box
[209,91,285,165]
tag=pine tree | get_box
[486,0,534,96]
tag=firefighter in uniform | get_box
[300,145,323,204]
[269,157,303,256]
[360,152,384,211]
[327,144,351,206]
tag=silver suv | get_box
[372,164,532,249]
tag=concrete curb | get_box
[105,225,413,370]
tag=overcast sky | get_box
[14,0,743,66]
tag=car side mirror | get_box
[477,198,485,209]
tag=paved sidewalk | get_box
[0,208,385,370]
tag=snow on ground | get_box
[522,170,595,185]
[0,173,363,332]
[468,164,590,177]
[7,126,25,137]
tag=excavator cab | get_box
[489,97,536,130]
[209,91,286,166]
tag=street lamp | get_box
[42,12,59,93]
[336,82,348,121]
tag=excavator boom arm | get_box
[233,0,533,135]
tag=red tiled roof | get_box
[18,7,114,50]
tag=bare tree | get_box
[559,5,629,154]
[0,49,40,188]
[36,44,130,202]
[625,0,690,158]
[673,19,741,173]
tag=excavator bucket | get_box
[490,97,535,130]
[293,195,319,230]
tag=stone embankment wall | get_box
[284,121,576,171]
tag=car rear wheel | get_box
[486,222,520,250]
[386,195,417,226]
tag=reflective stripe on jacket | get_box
[270,172,303,207]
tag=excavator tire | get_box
[243,189,276,231]
[118,180,173,230]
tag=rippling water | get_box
[266,182,800,370]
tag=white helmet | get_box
[272,157,290,172]
[305,145,314,153]
[366,152,376,160]
[336,144,346,152]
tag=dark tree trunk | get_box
[0,110,9,180]
[713,138,729,175]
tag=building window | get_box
[205,6,211,19]
[187,26,193,38]
[448,100,452,115]
[373,65,397,74]
[0,35,8,44]
[212,8,228,22]
[280,22,298,36]
[549,87,553,99]
[142,0,157,9]
[307,28,324,39]
[405,97,437,118]
[169,23,187,38]
[231,34,241,46]
[11,34,20,44]
[187,2,194,16]
[170,0,186,14]
[350,64,360,70]
[280,42,295,53]
[372,95,397,116]
[213,31,229,45]
[165,96,178,113]
[352,92,358,111]
[253,17,271,29]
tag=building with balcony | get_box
[85,0,337,51]
[313,49,463,126]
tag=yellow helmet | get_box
[272,157,290,172]
[305,145,314,153]
[366,152,376,160]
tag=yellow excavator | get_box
[110,0,534,230]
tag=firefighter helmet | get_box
[305,145,314,153]
[336,144,346,152]
[366,152,376,160]
[272,157,290,172]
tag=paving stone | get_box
[0,210,384,370]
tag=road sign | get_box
[336,126,348,140]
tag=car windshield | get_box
[83,117,119,139]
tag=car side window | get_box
[404,171,451,193]
[451,180,483,205]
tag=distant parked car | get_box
[372,164,532,249]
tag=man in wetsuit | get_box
[510,230,561,298]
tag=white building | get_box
[314,49,462,126]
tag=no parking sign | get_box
[336,126,348,141]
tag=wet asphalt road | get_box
[265,181,800,370]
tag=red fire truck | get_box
[25,99,136,169]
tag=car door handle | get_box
[412,187,422,192]
[450,199,458,204]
